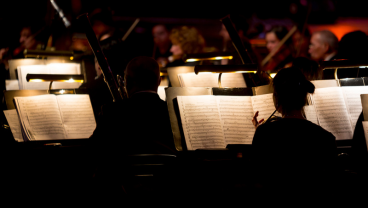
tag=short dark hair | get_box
[267,26,289,41]
[273,67,315,115]
[125,56,160,92]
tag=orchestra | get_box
[1,1,368,206]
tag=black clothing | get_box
[90,92,175,154]
[79,76,113,117]
[252,118,336,201]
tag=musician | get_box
[152,24,172,67]
[90,56,175,154]
[308,30,338,62]
[292,57,321,80]
[251,67,336,202]
[167,26,205,66]
[262,26,294,72]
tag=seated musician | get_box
[308,30,338,62]
[251,67,336,201]
[262,26,294,72]
[167,26,205,67]
[90,56,175,154]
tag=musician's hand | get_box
[252,111,264,129]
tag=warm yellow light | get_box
[70,56,74,60]
[59,90,65,94]
[29,79,44,82]
[270,73,277,78]
[186,56,233,62]
[235,71,257,74]
[67,78,74,82]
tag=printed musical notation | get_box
[217,96,254,144]
[57,95,96,139]
[311,87,353,140]
[303,105,319,125]
[341,86,368,130]
[178,96,225,150]
[251,93,281,120]
[15,95,66,140]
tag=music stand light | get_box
[194,64,258,88]
[26,74,84,94]
[320,60,368,79]
[185,52,233,63]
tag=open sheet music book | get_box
[305,86,368,140]
[177,94,281,150]
[9,94,96,141]
[177,73,247,88]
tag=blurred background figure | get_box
[292,27,311,58]
[152,24,172,67]
[308,30,338,61]
[262,26,293,72]
[336,30,368,61]
[292,57,321,80]
[13,24,44,58]
[167,26,205,66]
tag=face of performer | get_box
[152,25,170,48]
[266,32,280,52]
[19,27,31,44]
[170,43,183,58]
[219,25,230,42]
[309,33,328,61]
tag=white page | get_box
[216,96,254,144]
[3,110,23,142]
[158,86,167,101]
[341,86,368,131]
[362,121,368,151]
[303,105,319,125]
[178,73,246,88]
[14,95,66,140]
[5,80,20,90]
[177,96,225,150]
[56,95,96,139]
[311,87,353,140]
[251,93,281,122]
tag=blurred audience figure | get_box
[152,24,172,67]
[262,26,293,72]
[14,24,44,58]
[292,57,321,80]
[336,30,368,61]
[292,27,311,58]
[167,26,205,66]
[334,30,368,78]
[90,9,116,40]
[308,30,338,61]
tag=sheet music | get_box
[14,95,66,140]
[217,96,254,144]
[220,73,247,88]
[56,95,96,139]
[177,96,225,150]
[341,86,368,130]
[362,121,368,151]
[251,93,281,121]
[303,105,319,125]
[18,64,82,90]
[3,110,23,142]
[311,87,353,140]
[5,80,20,90]
[178,73,246,88]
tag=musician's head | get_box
[309,30,338,61]
[124,56,161,97]
[266,26,289,52]
[272,67,315,116]
[170,26,205,60]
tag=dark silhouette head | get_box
[292,57,321,80]
[336,30,368,60]
[124,56,161,97]
[273,67,315,115]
